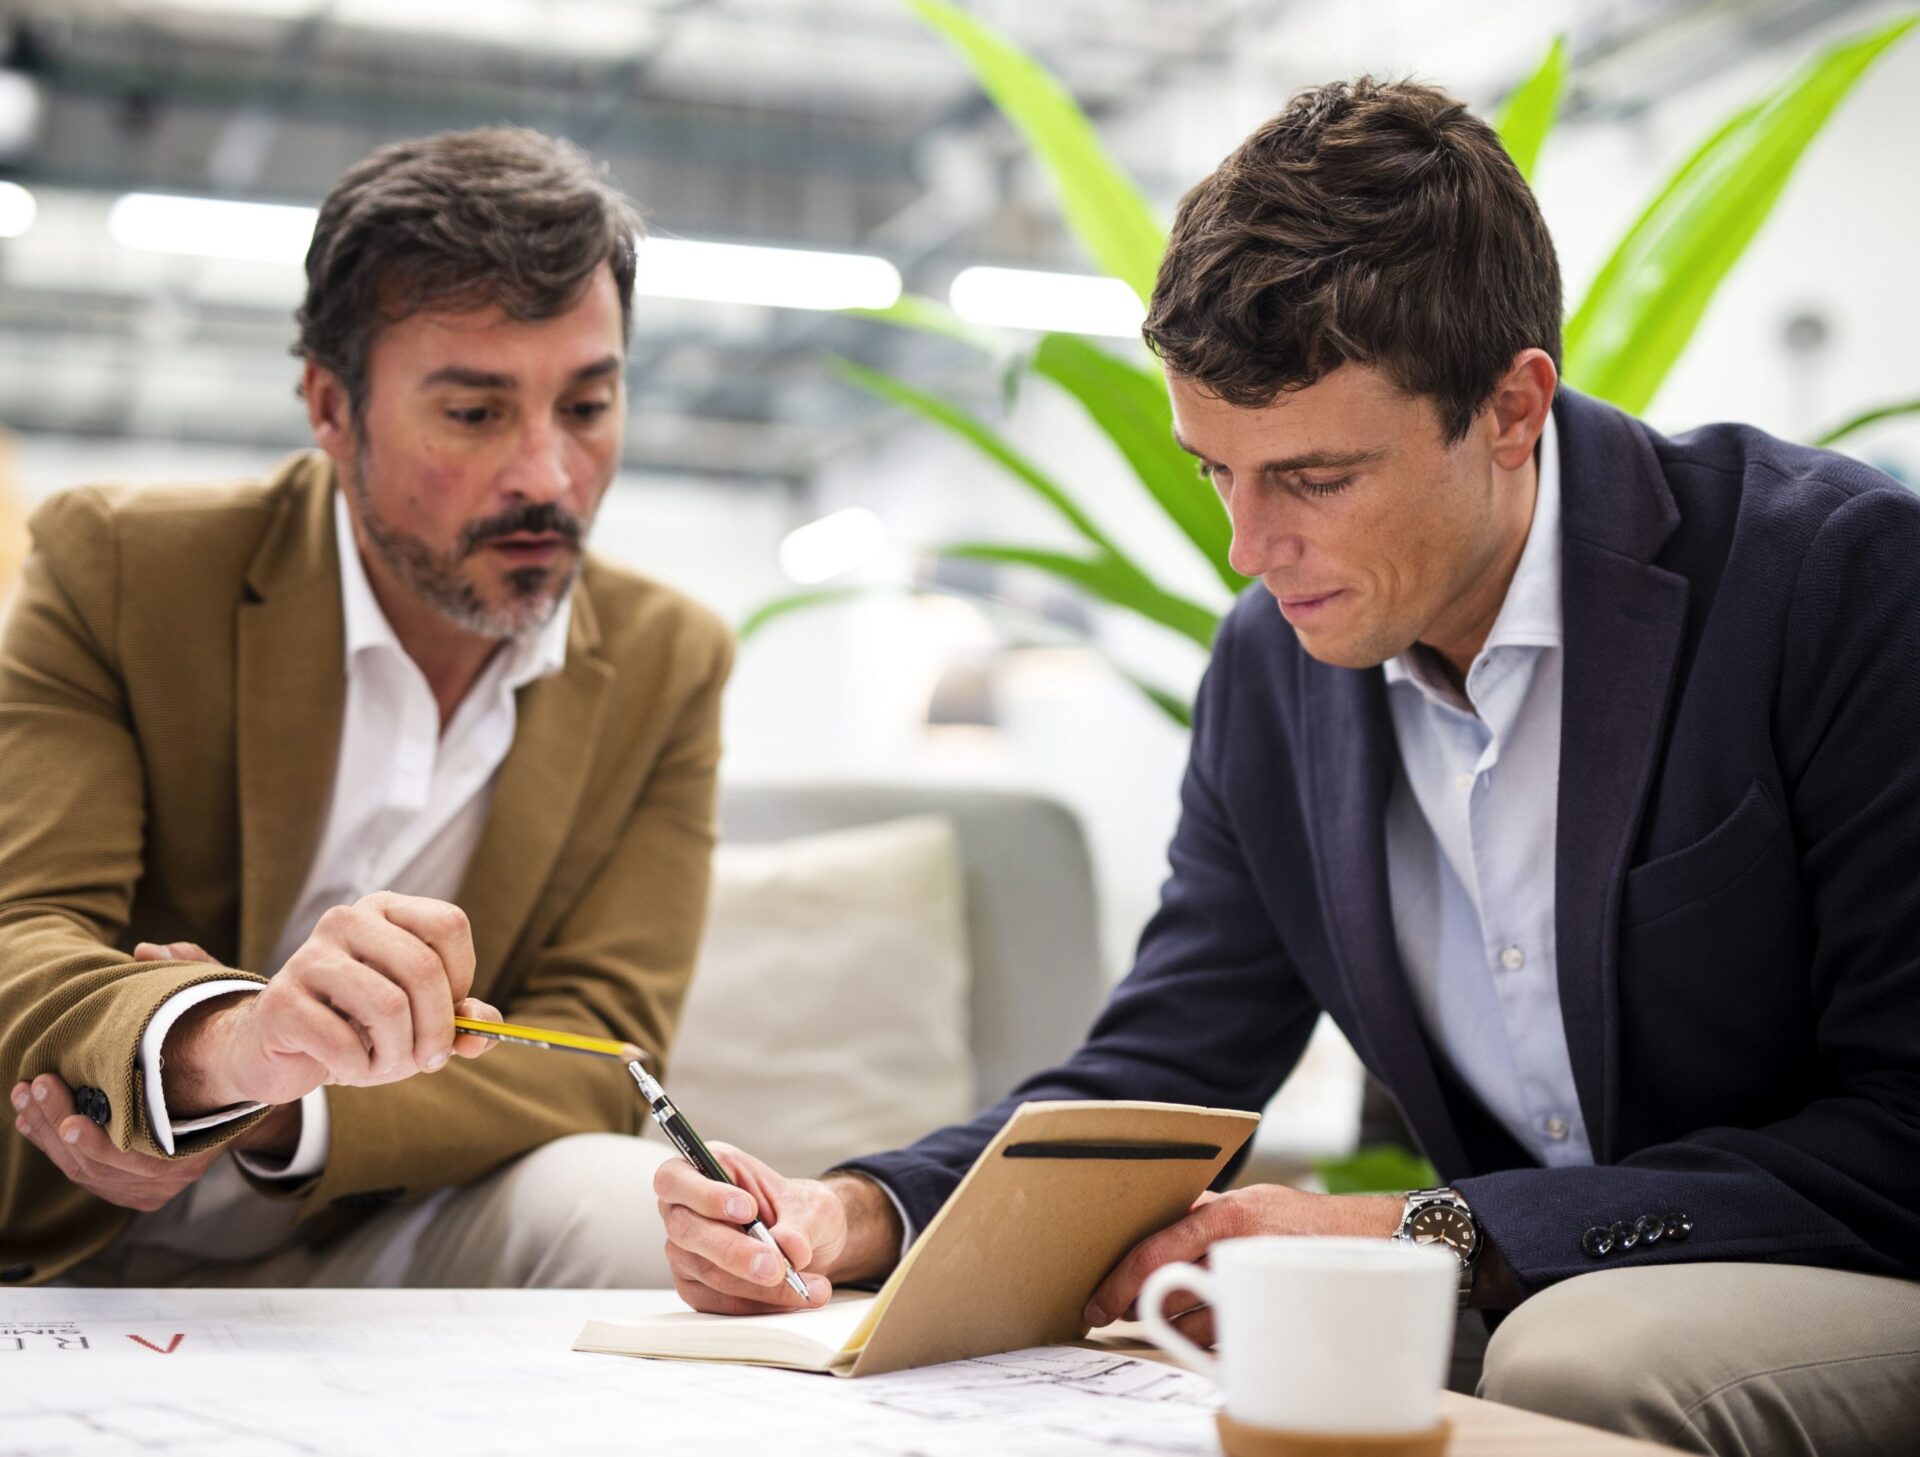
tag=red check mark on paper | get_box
[127,1334,184,1354]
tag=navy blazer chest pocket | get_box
[1621,780,1789,928]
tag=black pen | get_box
[627,1061,812,1301]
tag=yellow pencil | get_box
[452,1015,646,1063]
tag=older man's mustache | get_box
[459,502,585,557]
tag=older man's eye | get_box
[447,406,494,426]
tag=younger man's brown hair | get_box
[1142,77,1562,441]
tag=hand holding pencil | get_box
[452,1011,820,1307]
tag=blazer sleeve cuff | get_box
[139,978,269,1156]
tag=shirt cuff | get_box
[141,979,268,1156]
[233,1087,330,1181]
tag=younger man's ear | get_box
[302,359,355,466]
[1487,348,1558,473]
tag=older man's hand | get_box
[11,929,499,1211]
[160,894,500,1116]
[10,1072,224,1213]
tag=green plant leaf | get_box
[1031,334,1244,594]
[906,0,1166,303]
[1564,14,1918,415]
[847,301,1244,596]
[833,357,1123,559]
[1812,397,1920,448]
[942,541,1220,649]
[738,586,875,641]
[1492,35,1567,182]
[1313,1144,1439,1196]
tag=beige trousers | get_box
[69,1133,683,1289]
[1478,1262,1920,1456]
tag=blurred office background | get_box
[1,2,1915,1155]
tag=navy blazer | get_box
[845,386,1920,1295]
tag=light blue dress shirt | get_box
[1381,415,1593,1167]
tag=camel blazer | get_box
[0,453,733,1284]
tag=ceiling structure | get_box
[0,0,1879,485]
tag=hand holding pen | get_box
[451,1014,826,1307]
[627,1062,813,1302]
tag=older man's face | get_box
[339,263,626,638]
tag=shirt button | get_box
[1544,1115,1569,1141]
[1500,945,1526,971]
[1452,772,1473,793]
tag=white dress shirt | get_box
[1381,415,1593,1167]
[120,491,570,1261]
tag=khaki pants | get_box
[69,1133,682,1289]
[1478,1262,1920,1456]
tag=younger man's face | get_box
[327,263,626,639]
[1170,361,1533,672]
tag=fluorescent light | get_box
[333,0,657,53]
[148,1,324,17]
[779,508,887,585]
[0,181,35,239]
[102,196,902,314]
[108,193,316,264]
[639,238,901,312]
[949,266,1145,338]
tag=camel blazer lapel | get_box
[234,458,347,976]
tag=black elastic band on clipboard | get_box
[1001,1140,1222,1161]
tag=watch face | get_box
[1408,1204,1476,1256]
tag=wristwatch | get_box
[1393,1187,1480,1304]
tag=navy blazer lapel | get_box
[1552,390,1689,1162]
[1300,653,1471,1178]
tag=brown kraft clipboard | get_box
[843,1098,1260,1377]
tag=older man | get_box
[2,128,727,1288]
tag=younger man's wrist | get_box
[823,1171,906,1286]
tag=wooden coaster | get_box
[1215,1413,1452,1457]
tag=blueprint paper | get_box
[0,1288,1219,1456]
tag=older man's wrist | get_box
[230,1101,303,1163]
[159,993,255,1114]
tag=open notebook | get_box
[575,1099,1259,1377]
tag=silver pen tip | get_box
[625,1059,664,1101]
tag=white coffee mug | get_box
[1137,1235,1458,1435]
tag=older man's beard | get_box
[349,448,585,640]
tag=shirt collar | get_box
[333,489,573,691]
[1383,410,1562,692]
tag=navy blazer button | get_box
[1663,1211,1694,1241]
[0,1263,33,1282]
[1582,1226,1614,1258]
[1635,1214,1665,1245]
[1610,1220,1639,1251]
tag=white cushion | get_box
[657,814,975,1178]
